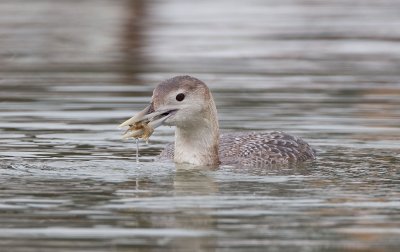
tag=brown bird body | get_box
[159,131,315,166]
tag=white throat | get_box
[174,102,219,166]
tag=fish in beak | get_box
[119,103,177,141]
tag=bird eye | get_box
[176,93,185,102]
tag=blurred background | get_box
[0,0,400,251]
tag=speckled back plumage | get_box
[158,131,316,167]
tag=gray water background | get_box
[0,0,400,251]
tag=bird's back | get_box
[158,131,316,166]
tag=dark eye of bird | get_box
[176,93,185,101]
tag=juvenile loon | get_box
[120,75,316,167]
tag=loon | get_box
[120,75,316,167]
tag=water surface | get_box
[1,0,400,251]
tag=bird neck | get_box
[174,99,220,166]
